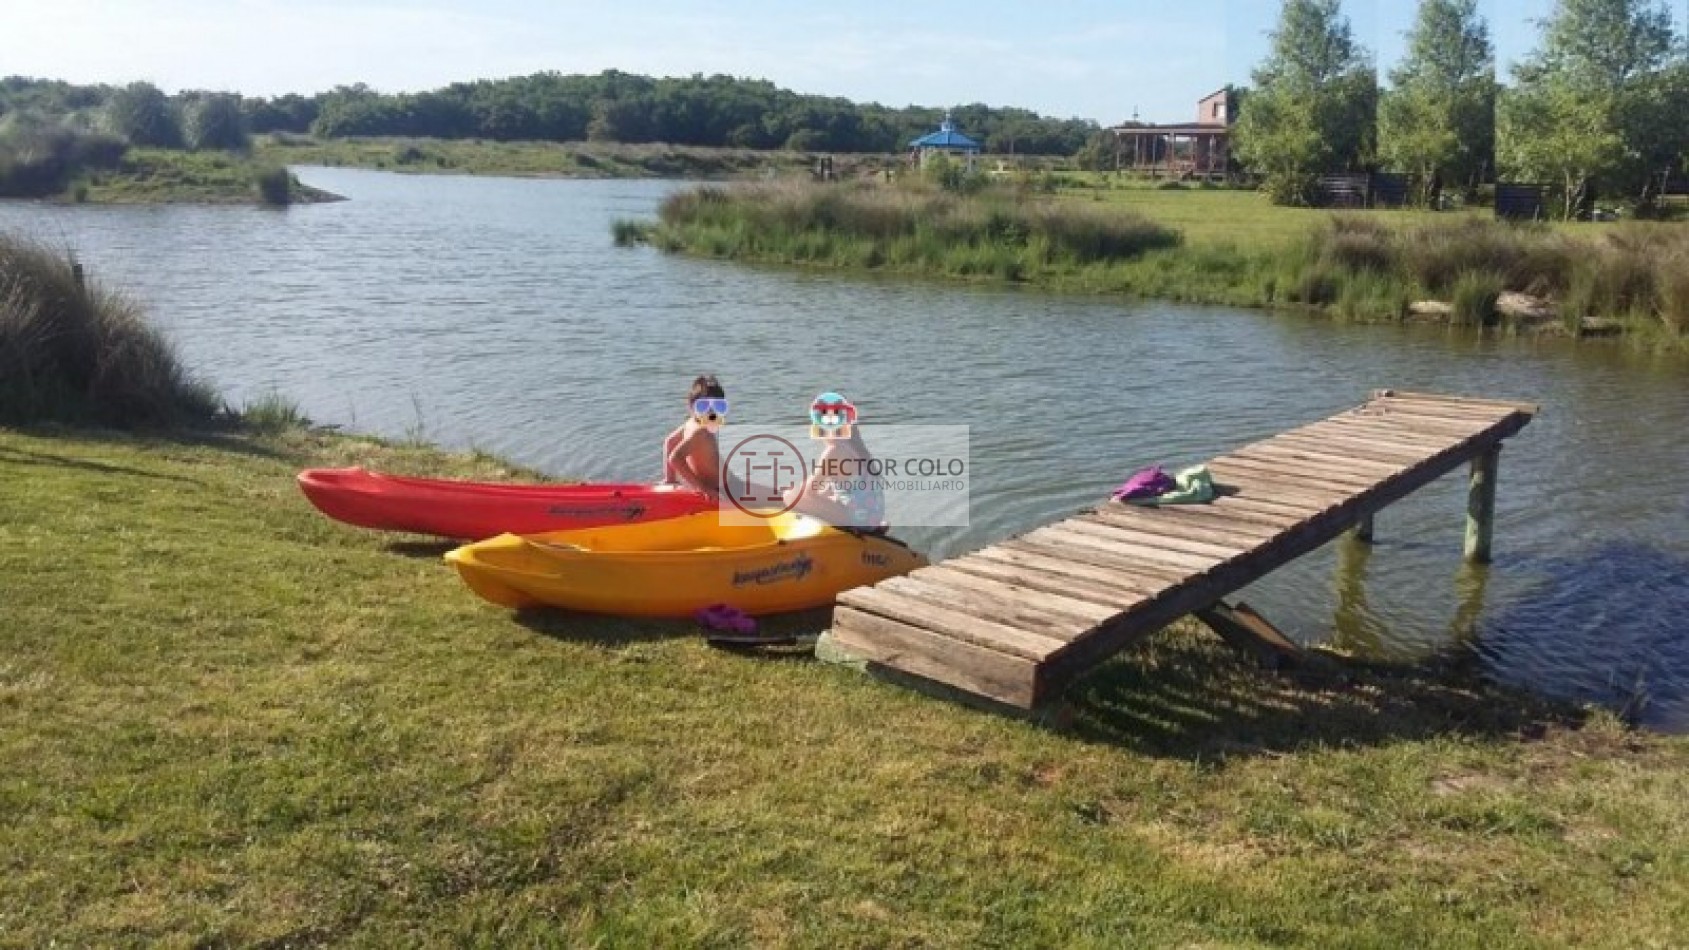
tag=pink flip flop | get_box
[694,603,757,635]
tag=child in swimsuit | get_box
[662,375,726,501]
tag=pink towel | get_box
[1112,465,1175,501]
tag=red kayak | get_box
[297,467,714,539]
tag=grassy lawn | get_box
[1053,175,1688,249]
[1061,182,1457,249]
[3,424,1688,945]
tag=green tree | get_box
[1073,131,1115,171]
[1499,0,1681,214]
[1498,82,1624,218]
[183,94,249,151]
[1378,0,1496,203]
[1234,0,1378,205]
[104,82,182,148]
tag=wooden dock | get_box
[819,390,1538,710]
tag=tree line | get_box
[5,0,1686,214]
[0,71,1097,158]
[1234,0,1689,215]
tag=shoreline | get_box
[628,181,1689,349]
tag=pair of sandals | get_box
[693,603,797,648]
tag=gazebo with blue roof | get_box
[909,113,981,172]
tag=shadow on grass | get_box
[511,605,832,656]
[4,422,295,463]
[0,444,206,485]
[1061,627,1588,762]
[384,539,459,559]
[172,427,297,461]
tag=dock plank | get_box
[836,587,1071,660]
[829,607,1038,708]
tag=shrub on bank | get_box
[0,113,128,198]
[1301,218,1689,334]
[0,234,216,428]
[253,164,292,205]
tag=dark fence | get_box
[1370,172,1412,208]
[1495,183,1546,221]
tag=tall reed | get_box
[0,234,216,427]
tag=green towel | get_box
[1127,464,1215,506]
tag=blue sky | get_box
[3,1,1685,124]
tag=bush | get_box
[0,235,216,428]
[183,94,250,152]
[253,165,292,205]
[104,82,183,148]
[0,113,128,198]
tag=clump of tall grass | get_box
[611,219,652,246]
[1301,217,1689,337]
[648,180,1181,276]
[233,391,310,434]
[1449,271,1504,327]
[0,234,217,428]
[1655,250,1689,337]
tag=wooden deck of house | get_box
[819,390,1538,710]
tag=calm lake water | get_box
[4,166,1687,731]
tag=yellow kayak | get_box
[443,512,927,617]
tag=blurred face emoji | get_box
[809,392,856,440]
[692,397,728,433]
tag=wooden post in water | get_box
[1351,513,1374,543]
[1465,447,1500,563]
[71,260,85,289]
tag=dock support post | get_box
[1465,447,1500,563]
[1351,513,1374,543]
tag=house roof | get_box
[910,115,981,150]
[1108,124,1231,135]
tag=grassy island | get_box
[254,134,892,182]
[73,148,343,205]
[626,179,1689,348]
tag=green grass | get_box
[4,424,1689,945]
[1067,180,1459,250]
[636,179,1689,349]
[74,148,342,205]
